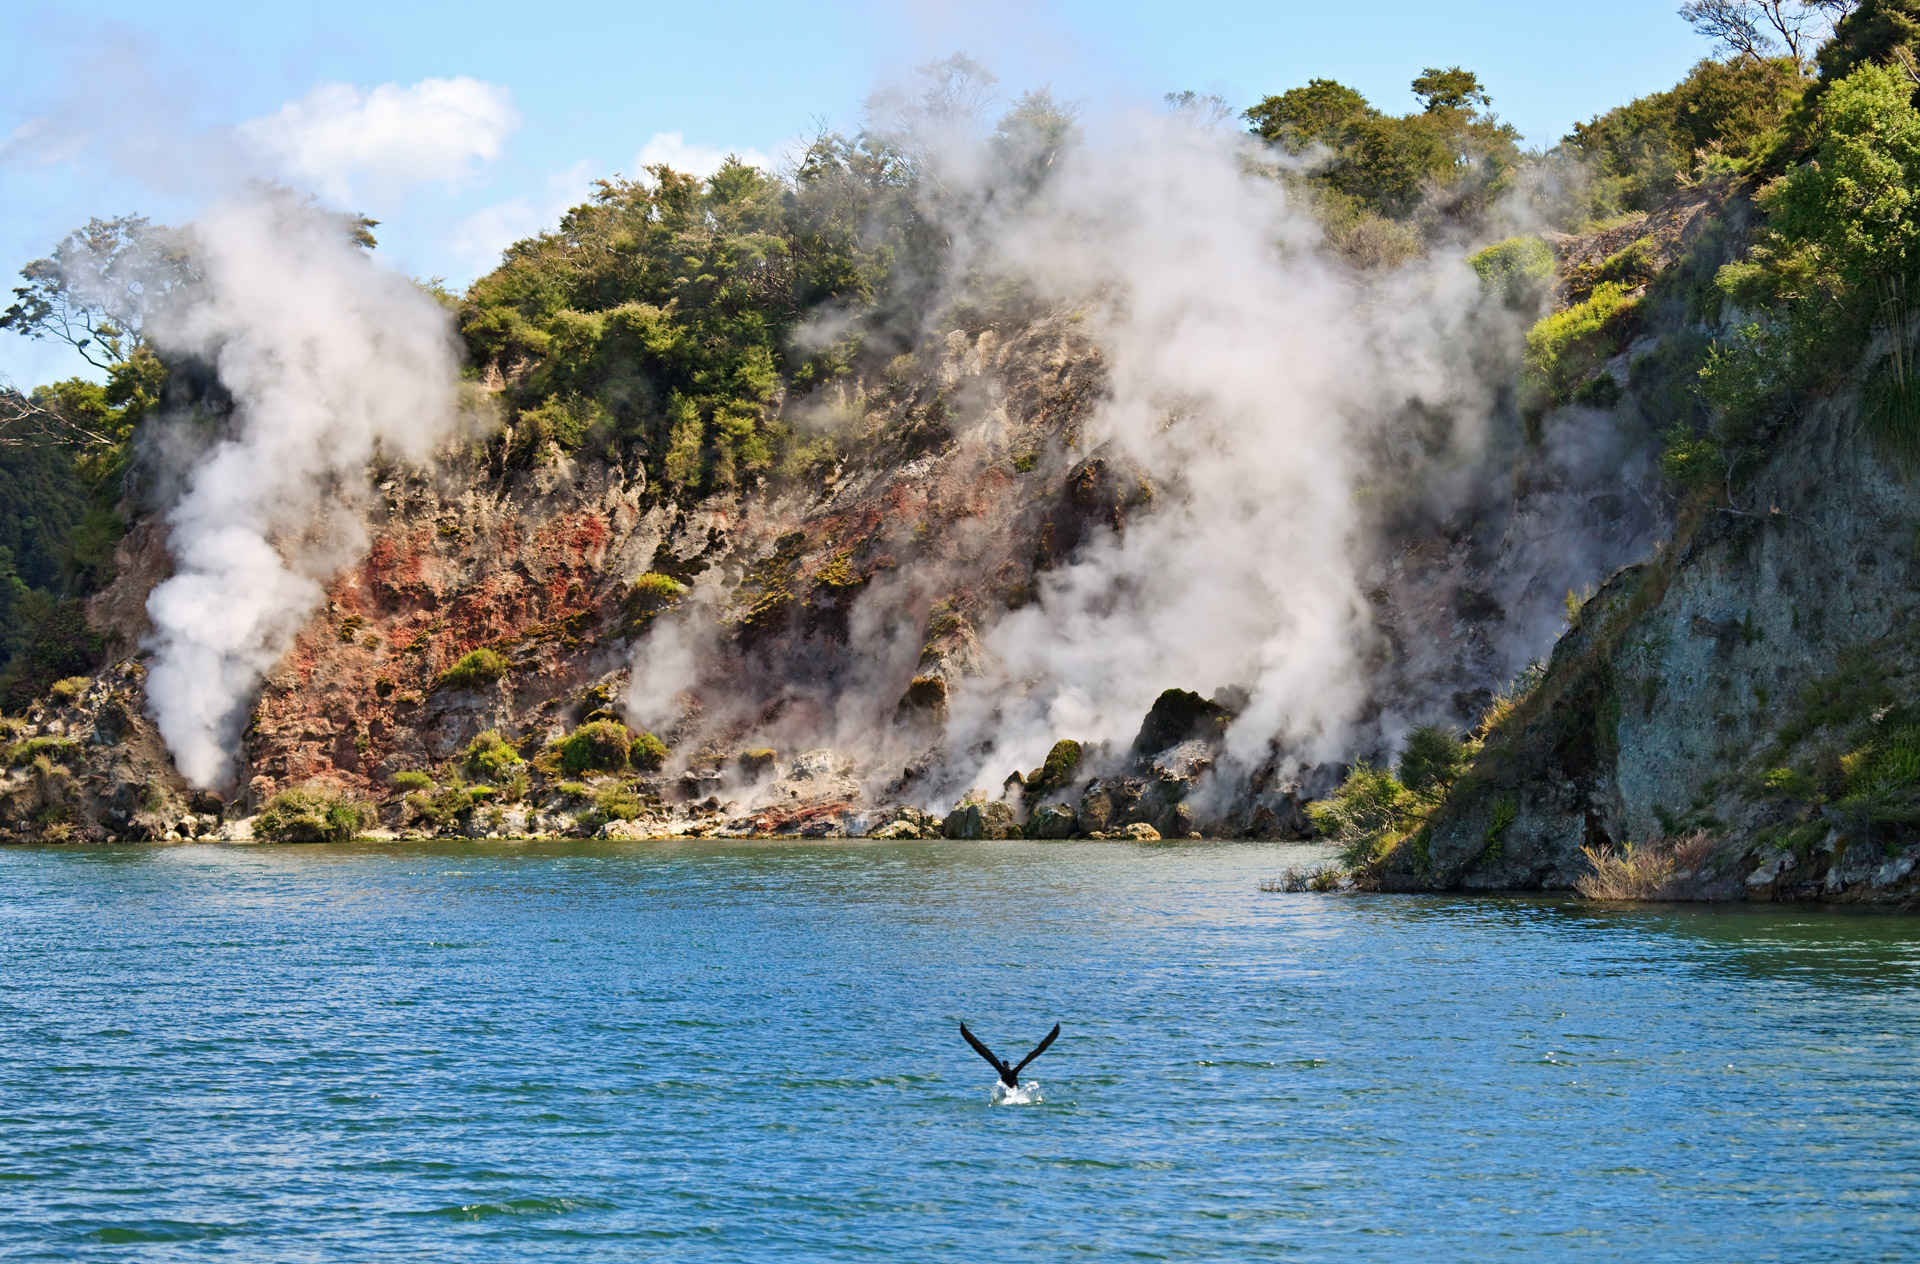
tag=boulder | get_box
[943,803,982,839]
[980,801,1020,839]
[943,799,1021,839]
[1078,782,1115,834]
[1029,802,1078,839]
[1132,689,1232,755]
[1118,822,1162,841]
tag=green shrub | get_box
[558,719,632,776]
[254,785,374,844]
[435,648,510,691]
[1397,725,1474,797]
[1595,237,1659,288]
[1522,281,1637,413]
[594,782,648,821]
[630,732,671,772]
[48,675,90,701]
[1760,766,1817,799]
[1467,236,1554,309]
[1483,796,1518,861]
[463,729,525,782]
[389,770,433,792]
[1308,764,1422,869]
[1841,726,1920,801]
[6,735,80,766]
[404,786,470,829]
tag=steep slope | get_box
[1385,387,1920,905]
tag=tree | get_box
[1817,0,1920,81]
[1244,71,1519,224]
[1411,67,1491,113]
[1680,0,1856,67]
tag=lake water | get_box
[2,838,1917,1262]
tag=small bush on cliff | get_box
[630,732,669,772]
[1468,236,1554,310]
[1308,764,1422,869]
[594,782,648,822]
[558,719,632,776]
[7,735,79,766]
[623,572,684,632]
[389,770,433,793]
[436,648,510,691]
[255,786,374,845]
[404,785,471,829]
[463,729,525,782]
[1397,725,1475,796]
[48,675,89,701]
[1522,282,1637,415]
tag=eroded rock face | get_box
[1395,391,1920,904]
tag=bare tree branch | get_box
[0,377,119,449]
[1679,0,1848,67]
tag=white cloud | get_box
[633,131,770,179]
[239,77,517,203]
[449,159,597,276]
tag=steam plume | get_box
[141,192,461,788]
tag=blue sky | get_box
[1,0,1714,387]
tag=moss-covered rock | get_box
[1029,802,1079,839]
[1132,689,1231,755]
[895,675,948,726]
[1024,739,1083,796]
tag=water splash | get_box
[990,1080,1043,1106]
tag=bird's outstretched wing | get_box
[959,1022,1007,1073]
[1012,1023,1061,1074]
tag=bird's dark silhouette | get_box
[960,1022,1060,1088]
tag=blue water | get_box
[2,838,1918,1262]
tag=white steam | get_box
[141,193,462,788]
[947,111,1496,785]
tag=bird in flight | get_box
[959,1021,1061,1088]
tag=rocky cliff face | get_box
[1388,386,1920,906]
[3,288,1579,846]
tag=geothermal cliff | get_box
[2,285,1629,848]
[8,147,1912,910]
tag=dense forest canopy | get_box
[8,1,1920,715]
